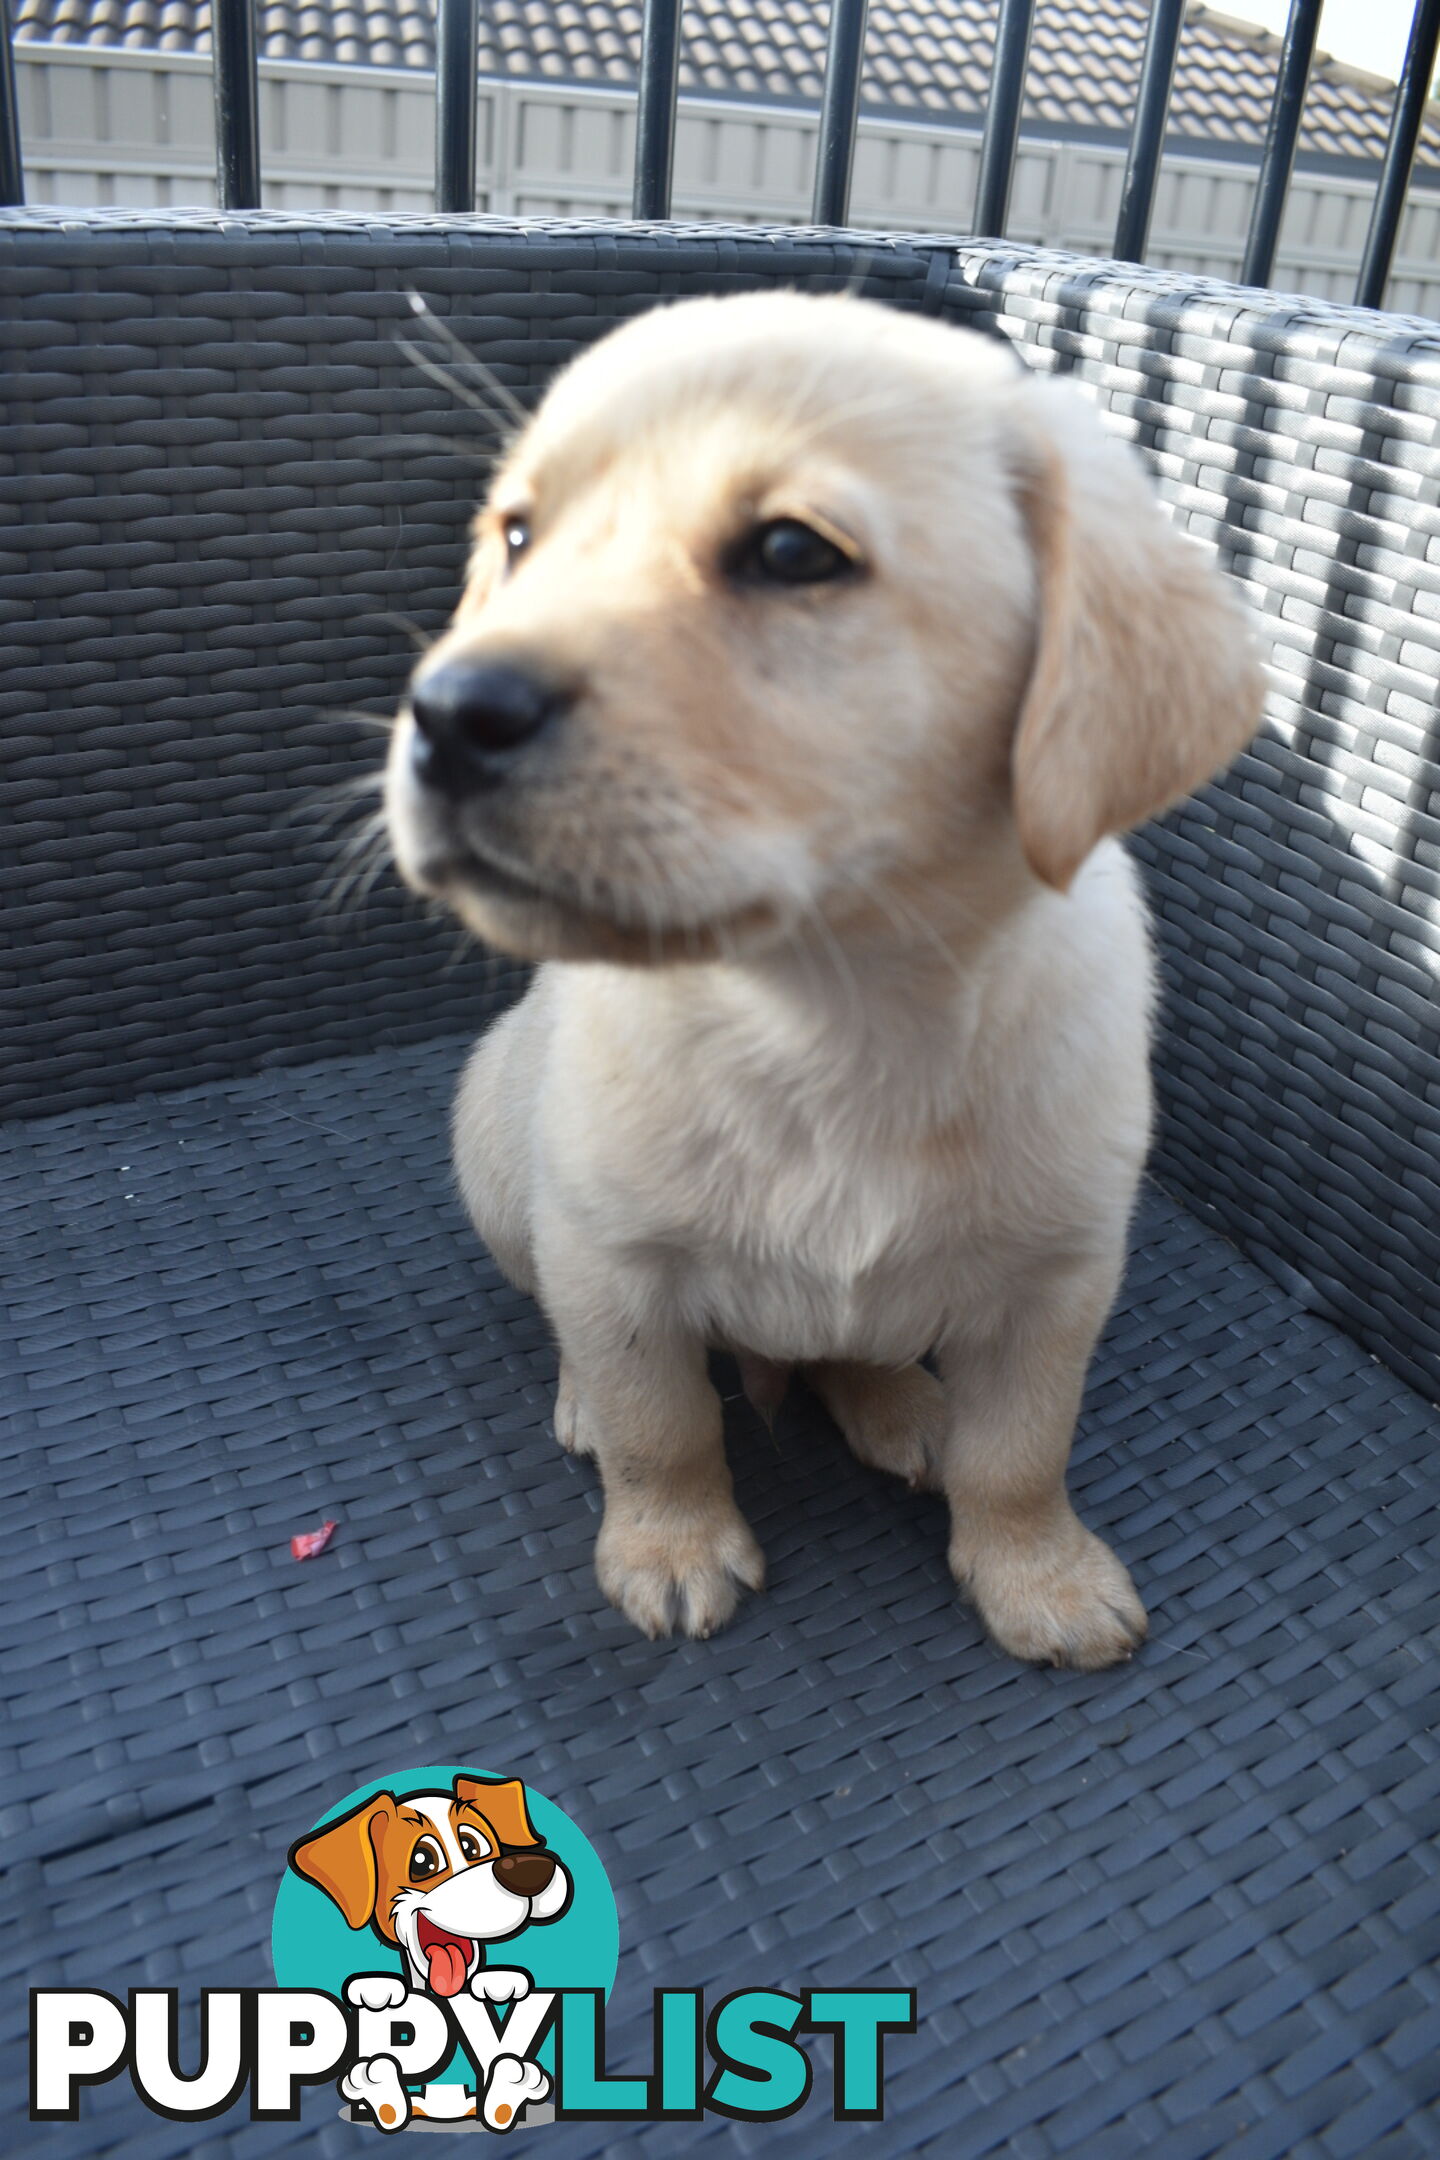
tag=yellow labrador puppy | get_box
[385,292,1262,1667]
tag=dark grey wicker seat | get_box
[4,214,1439,2159]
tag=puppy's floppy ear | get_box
[454,1774,539,1850]
[1008,378,1265,890]
[288,1793,397,1928]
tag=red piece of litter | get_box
[290,1519,338,1561]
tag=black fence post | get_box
[435,0,480,214]
[1113,0,1185,263]
[211,0,261,211]
[0,0,22,208]
[973,0,1035,238]
[812,0,870,226]
[1354,0,1440,309]
[632,0,682,218]
[1241,0,1321,289]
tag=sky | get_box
[1215,0,1424,87]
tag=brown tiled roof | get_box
[17,0,1440,170]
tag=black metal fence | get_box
[1,0,1438,310]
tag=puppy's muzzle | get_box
[409,658,570,796]
[493,1849,558,1897]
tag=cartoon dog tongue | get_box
[418,1920,472,1997]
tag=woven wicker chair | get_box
[4,213,1439,2156]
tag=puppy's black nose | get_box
[409,659,566,794]
[494,1851,557,1898]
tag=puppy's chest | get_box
[641,1111,964,1361]
[552,991,1008,1359]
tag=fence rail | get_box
[972,0,1035,240]
[0,0,1437,311]
[1113,0,1186,263]
[634,0,684,218]
[1356,0,1440,307]
[211,0,260,210]
[434,0,481,214]
[0,0,21,208]
[1240,0,1321,289]
[812,0,870,226]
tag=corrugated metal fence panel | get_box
[14,47,1440,311]
[16,45,437,211]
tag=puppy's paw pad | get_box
[345,1973,409,2014]
[597,1511,765,1639]
[471,1967,531,2004]
[954,1525,1147,1672]
[484,2054,550,2130]
[341,2055,410,2132]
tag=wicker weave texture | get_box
[940,246,1440,1404]
[3,211,1438,1382]
[4,1032,1439,2157]
[0,215,936,1124]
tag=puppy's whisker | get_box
[397,336,518,440]
[404,292,530,428]
[326,708,397,736]
[399,429,503,468]
[380,611,435,656]
[313,808,392,929]
[321,847,388,930]
[352,840,395,914]
[284,769,385,838]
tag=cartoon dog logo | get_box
[289,1773,572,2131]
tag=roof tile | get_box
[13,0,1440,168]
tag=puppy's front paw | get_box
[596,1503,765,1639]
[471,1968,530,2004]
[951,1517,1146,1671]
[345,1973,409,2014]
[341,2055,411,2132]
[484,2055,550,2130]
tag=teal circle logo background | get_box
[272,1765,619,2085]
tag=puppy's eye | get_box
[457,1828,491,1864]
[731,518,853,587]
[409,1837,445,1882]
[502,514,531,565]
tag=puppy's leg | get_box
[806,1361,943,1491]
[538,1229,764,1639]
[451,987,548,1296]
[941,1257,1146,1670]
